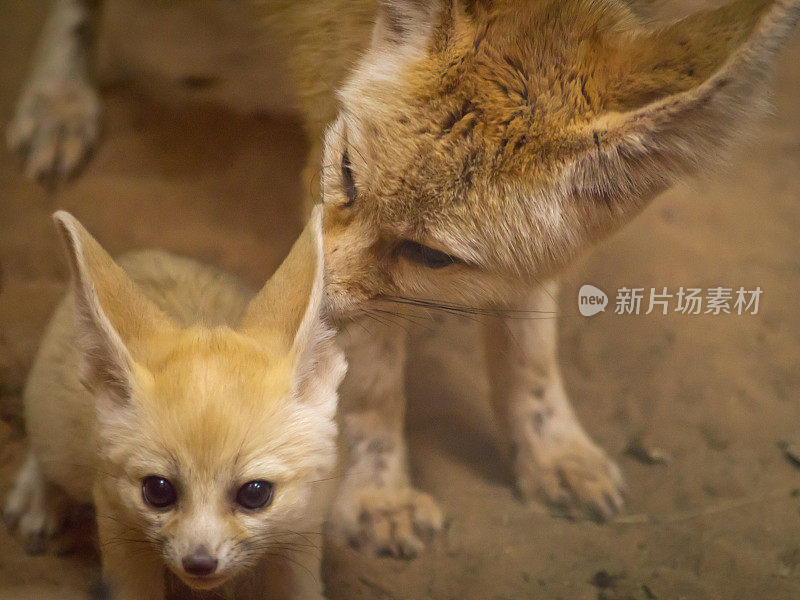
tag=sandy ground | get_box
[2,1,800,599]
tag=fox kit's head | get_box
[53,209,345,590]
[321,0,800,314]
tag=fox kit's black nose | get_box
[182,549,218,576]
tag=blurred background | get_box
[1,1,800,599]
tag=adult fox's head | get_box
[320,0,799,315]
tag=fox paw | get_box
[515,437,625,522]
[333,485,444,559]
[7,75,100,180]
[3,455,64,554]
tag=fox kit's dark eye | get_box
[341,150,357,206]
[396,240,463,269]
[142,476,177,509]
[236,480,274,510]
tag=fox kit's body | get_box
[5,210,344,600]
[9,0,800,562]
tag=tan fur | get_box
[317,0,799,312]
[9,0,799,561]
[4,209,345,600]
[301,0,798,554]
[5,0,100,178]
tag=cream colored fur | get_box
[3,208,345,600]
[305,0,799,556]
[8,0,800,561]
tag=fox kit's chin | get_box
[175,571,230,591]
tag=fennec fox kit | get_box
[10,0,800,560]
[3,209,345,600]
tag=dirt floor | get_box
[2,1,800,599]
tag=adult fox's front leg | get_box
[331,319,443,558]
[483,281,625,521]
[7,0,102,180]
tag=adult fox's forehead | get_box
[339,0,645,197]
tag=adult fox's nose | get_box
[182,546,218,576]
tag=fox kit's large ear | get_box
[240,207,345,408]
[563,0,799,236]
[53,211,175,404]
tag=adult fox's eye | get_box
[396,240,463,269]
[142,475,177,509]
[341,150,357,206]
[236,480,274,510]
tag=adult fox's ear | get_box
[559,0,799,242]
[53,211,175,404]
[240,207,345,410]
[372,0,454,51]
